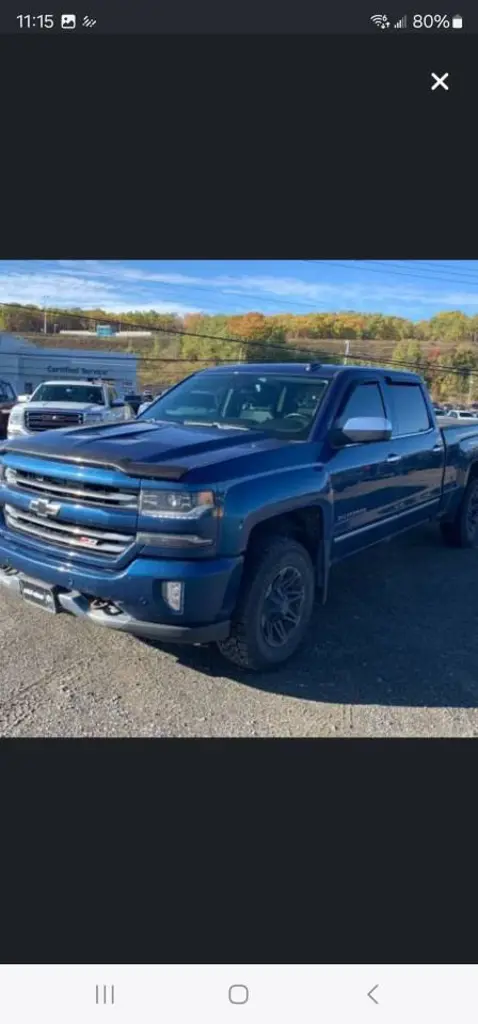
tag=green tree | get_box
[428,311,472,344]
[392,338,424,370]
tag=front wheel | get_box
[440,476,478,548]
[217,536,316,671]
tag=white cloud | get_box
[54,262,478,310]
[0,271,202,316]
[97,301,203,315]
[3,261,478,317]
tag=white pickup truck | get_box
[7,379,134,439]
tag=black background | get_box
[0,24,475,967]
[0,35,471,256]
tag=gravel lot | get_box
[2,524,478,737]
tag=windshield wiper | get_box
[183,420,253,431]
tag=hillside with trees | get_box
[2,303,478,400]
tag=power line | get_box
[302,260,478,289]
[4,264,478,337]
[160,258,478,306]
[367,260,478,282]
[1,339,476,380]
[355,260,478,285]
[1,301,477,378]
[1,301,325,356]
[381,261,478,281]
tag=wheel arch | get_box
[464,459,478,489]
[243,500,333,603]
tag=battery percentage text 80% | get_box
[413,14,451,28]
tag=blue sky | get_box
[1,260,478,320]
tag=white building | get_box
[59,330,153,338]
[0,333,138,397]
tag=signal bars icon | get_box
[394,14,407,28]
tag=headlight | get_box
[8,406,24,425]
[140,489,216,519]
[83,410,103,422]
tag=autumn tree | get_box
[226,312,286,362]
[427,311,472,344]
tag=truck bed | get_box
[437,417,478,443]
[437,416,478,430]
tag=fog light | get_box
[162,581,184,613]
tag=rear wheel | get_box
[217,536,315,671]
[440,476,478,548]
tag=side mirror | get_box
[111,399,125,408]
[16,394,30,403]
[331,416,393,446]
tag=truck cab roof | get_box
[198,362,423,384]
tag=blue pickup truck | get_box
[1,362,478,671]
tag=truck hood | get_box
[2,419,305,481]
[18,401,105,412]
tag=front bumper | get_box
[0,566,231,642]
[0,532,243,644]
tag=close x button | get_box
[431,72,450,91]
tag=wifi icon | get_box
[370,14,391,29]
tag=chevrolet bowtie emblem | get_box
[29,498,61,517]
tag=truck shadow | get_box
[146,525,478,708]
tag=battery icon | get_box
[452,14,463,28]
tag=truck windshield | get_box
[138,372,329,439]
[32,384,105,404]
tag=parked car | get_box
[0,380,17,440]
[444,409,478,420]
[124,393,145,415]
[7,379,134,439]
[3,362,478,671]
[136,388,169,416]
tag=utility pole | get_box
[43,297,48,335]
[343,339,350,365]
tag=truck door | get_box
[329,379,404,559]
[383,380,445,523]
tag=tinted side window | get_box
[390,384,430,436]
[340,382,385,422]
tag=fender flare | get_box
[240,490,334,604]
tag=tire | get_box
[217,536,316,671]
[440,476,478,548]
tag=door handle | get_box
[432,444,443,452]
[386,454,402,463]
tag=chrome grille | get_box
[4,504,133,556]
[25,409,83,431]
[5,467,138,509]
